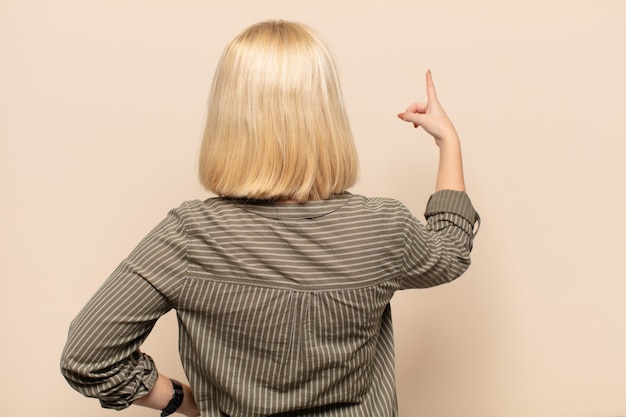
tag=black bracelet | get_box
[160,378,184,417]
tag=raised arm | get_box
[397,70,466,192]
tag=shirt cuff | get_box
[424,190,480,229]
[97,351,159,410]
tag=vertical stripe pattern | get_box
[61,190,479,417]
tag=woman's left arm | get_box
[60,206,191,411]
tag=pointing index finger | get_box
[426,69,438,103]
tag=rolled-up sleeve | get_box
[399,190,480,289]
[60,206,189,409]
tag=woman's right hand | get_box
[397,70,466,192]
[397,70,459,147]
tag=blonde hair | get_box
[198,20,358,202]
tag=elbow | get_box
[436,253,472,286]
[432,247,473,287]
[60,348,157,410]
[438,232,474,283]
[59,348,104,399]
[449,254,472,281]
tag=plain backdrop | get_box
[2,1,626,416]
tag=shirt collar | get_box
[231,193,353,220]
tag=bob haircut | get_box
[198,20,359,202]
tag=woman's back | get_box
[60,20,479,417]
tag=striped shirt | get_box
[61,190,479,417]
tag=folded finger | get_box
[405,102,428,114]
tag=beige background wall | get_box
[2,1,625,416]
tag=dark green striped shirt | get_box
[61,190,479,417]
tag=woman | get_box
[61,20,479,417]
